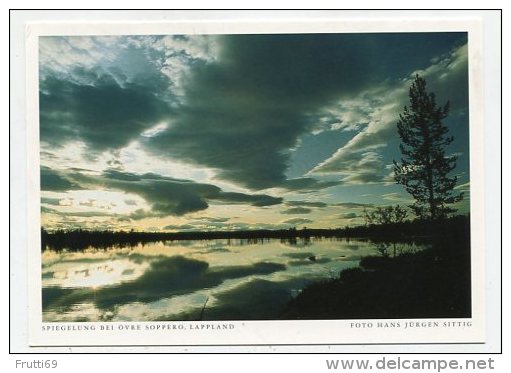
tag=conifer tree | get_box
[393,75,463,220]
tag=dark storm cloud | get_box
[102,172,217,216]
[39,33,468,194]
[144,33,468,190]
[145,34,394,190]
[101,171,282,215]
[40,168,282,217]
[39,69,171,152]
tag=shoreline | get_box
[41,215,469,252]
[280,232,471,320]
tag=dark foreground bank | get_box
[281,216,471,319]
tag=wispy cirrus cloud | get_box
[310,42,469,185]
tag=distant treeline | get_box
[41,215,470,252]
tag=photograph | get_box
[38,30,472,324]
[14,10,496,348]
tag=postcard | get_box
[24,15,487,348]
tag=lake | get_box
[42,238,422,321]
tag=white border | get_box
[10,10,500,353]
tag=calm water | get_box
[42,238,421,321]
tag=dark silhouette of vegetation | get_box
[394,75,463,220]
[41,216,470,320]
[363,205,408,225]
[41,215,469,252]
[281,216,471,319]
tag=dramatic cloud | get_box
[39,72,171,152]
[41,168,282,217]
[39,34,221,155]
[40,34,468,191]
[39,33,470,229]
[146,33,460,190]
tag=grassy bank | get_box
[281,216,471,319]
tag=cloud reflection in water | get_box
[42,238,380,321]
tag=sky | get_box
[39,32,470,232]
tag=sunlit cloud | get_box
[39,33,469,230]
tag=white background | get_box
[6,3,506,372]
